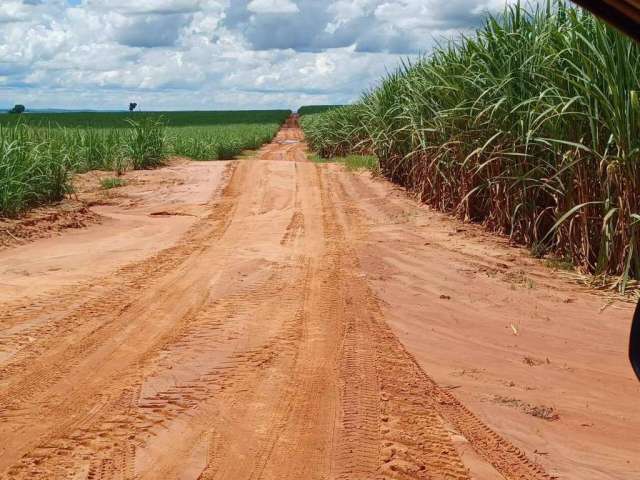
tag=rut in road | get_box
[0,119,551,479]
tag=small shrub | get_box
[126,118,166,169]
[343,155,379,172]
[544,257,575,272]
[100,177,126,189]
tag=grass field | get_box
[301,0,640,288]
[0,110,290,216]
[0,110,292,128]
[169,124,284,160]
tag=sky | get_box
[0,0,514,111]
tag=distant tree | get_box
[9,104,25,114]
[129,102,138,112]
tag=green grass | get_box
[543,257,575,272]
[100,177,126,189]
[301,0,640,290]
[342,155,379,172]
[297,105,344,116]
[308,152,379,171]
[0,110,291,216]
[307,153,333,164]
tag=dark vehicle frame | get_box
[573,0,640,41]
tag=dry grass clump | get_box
[493,395,560,421]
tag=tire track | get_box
[0,165,241,442]
[3,155,310,478]
[326,165,552,480]
[0,162,238,374]
[2,119,553,480]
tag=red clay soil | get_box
[0,120,637,479]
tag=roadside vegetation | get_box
[0,123,71,217]
[297,105,343,116]
[0,110,292,129]
[100,177,127,190]
[0,110,290,216]
[170,124,284,160]
[308,152,379,172]
[301,1,640,289]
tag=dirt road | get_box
[0,119,638,479]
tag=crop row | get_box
[0,111,290,216]
[301,1,640,288]
[0,110,292,128]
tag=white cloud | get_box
[0,0,516,110]
[247,0,299,14]
[84,0,217,15]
